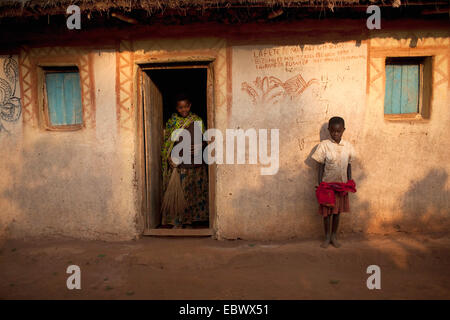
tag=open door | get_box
[140,62,214,236]
[142,72,163,229]
[206,64,216,233]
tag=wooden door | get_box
[206,64,216,231]
[143,72,163,229]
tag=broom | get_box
[161,167,187,223]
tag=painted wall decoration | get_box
[241,73,318,105]
[232,42,368,136]
[367,32,449,111]
[116,40,134,132]
[18,46,96,129]
[0,56,21,133]
[117,37,228,132]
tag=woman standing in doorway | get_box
[161,93,209,228]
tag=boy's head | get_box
[175,92,191,118]
[328,116,345,143]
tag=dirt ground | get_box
[1,232,449,300]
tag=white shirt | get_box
[311,138,356,183]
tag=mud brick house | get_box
[0,0,449,241]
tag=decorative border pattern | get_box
[18,47,33,125]
[433,54,449,88]
[116,40,134,131]
[116,38,227,132]
[78,53,96,127]
[18,46,96,129]
[367,33,449,118]
[370,32,449,49]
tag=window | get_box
[42,67,83,130]
[384,57,431,119]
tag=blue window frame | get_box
[44,67,83,128]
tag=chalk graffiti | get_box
[241,73,318,105]
[0,56,22,134]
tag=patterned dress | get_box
[161,112,209,226]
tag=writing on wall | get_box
[251,43,365,72]
[232,41,367,150]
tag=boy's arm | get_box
[347,163,352,180]
[318,163,325,185]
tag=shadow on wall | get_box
[304,121,370,236]
[227,121,370,240]
[1,137,119,239]
[228,119,450,242]
[360,168,450,270]
[348,167,450,238]
[309,124,450,237]
[303,122,331,169]
[228,164,321,240]
[391,168,450,233]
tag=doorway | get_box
[140,62,214,236]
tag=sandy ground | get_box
[0,232,449,300]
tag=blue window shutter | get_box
[45,72,82,125]
[384,65,394,114]
[391,65,402,114]
[384,64,419,115]
[400,65,419,113]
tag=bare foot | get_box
[330,234,341,248]
[321,238,331,248]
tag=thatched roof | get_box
[0,0,448,52]
[0,0,445,18]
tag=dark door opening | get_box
[148,68,207,125]
[142,65,211,234]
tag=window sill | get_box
[44,124,84,131]
[384,113,429,122]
